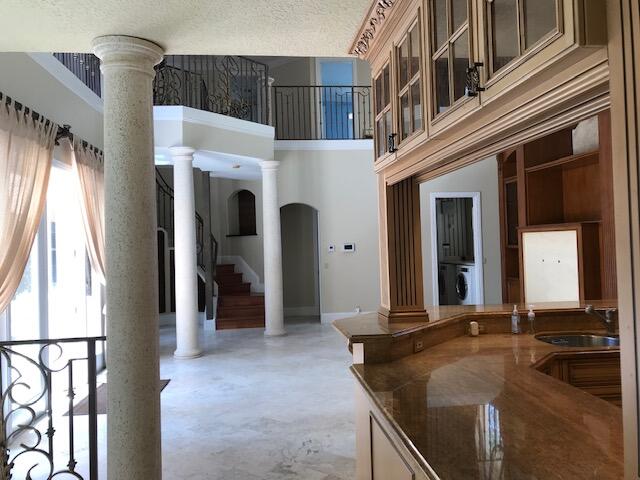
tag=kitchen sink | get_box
[535,333,620,348]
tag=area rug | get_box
[65,379,170,416]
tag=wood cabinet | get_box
[497,111,616,304]
[536,350,621,406]
[354,0,608,168]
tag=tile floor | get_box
[160,317,356,480]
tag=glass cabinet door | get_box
[487,0,560,77]
[430,0,472,117]
[374,63,393,159]
[396,18,423,142]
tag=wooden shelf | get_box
[524,150,599,173]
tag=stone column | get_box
[261,160,285,336]
[267,76,275,127]
[92,35,164,480]
[170,146,202,359]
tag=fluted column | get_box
[261,160,285,336]
[171,146,202,359]
[92,35,164,480]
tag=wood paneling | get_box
[380,176,427,323]
[598,111,617,299]
[536,350,621,406]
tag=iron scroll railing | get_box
[53,53,270,125]
[0,336,106,479]
[272,85,373,140]
[53,53,102,98]
[153,55,270,125]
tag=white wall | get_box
[0,53,103,148]
[419,156,503,305]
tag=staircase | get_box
[216,264,265,330]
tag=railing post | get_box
[267,77,275,127]
[351,86,356,140]
[87,339,98,480]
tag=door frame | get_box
[429,192,484,306]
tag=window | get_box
[227,190,257,236]
[487,0,560,76]
[430,0,472,115]
[374,63,392,158]
[397,19,423,141]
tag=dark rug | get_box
[65,379,170,416]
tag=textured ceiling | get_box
[1,0,371,56]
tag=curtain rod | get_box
[0,91,103,157]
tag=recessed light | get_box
[232,164,241,169]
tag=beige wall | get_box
[0,53,103,148]
[281,203,319,312]
[211,144,380,315]
[277,145,380,314]
[419,156,503,305]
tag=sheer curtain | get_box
[0,105,57,313]
[72,139,106,284]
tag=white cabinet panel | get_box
[371,415,415,480]
[522,230,580,303]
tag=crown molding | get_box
[349,0,397,57]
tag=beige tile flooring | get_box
[160,317,356,480]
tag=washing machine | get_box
[455,264,477,305]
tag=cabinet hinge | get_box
[466,62,485,97]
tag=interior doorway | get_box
[280,203,320,321]
[430,192,484,306]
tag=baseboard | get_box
[320,311,373,324]
[218,255,264,292]
[284,306,319,317]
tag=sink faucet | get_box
[585,305,617,335]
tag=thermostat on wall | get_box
[342,243,356,253]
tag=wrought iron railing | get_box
[272,85,373,140]
[155,169,219,275]
[53,54,269,125]
[53,53,102,98]
[0,336,106,479]
[153,55,269,125]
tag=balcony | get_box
[53,54,373,140]
[273,85,373,140]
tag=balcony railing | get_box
[153,55,269,125]
[53,53,102,98]
[0,336,106,479]
[54,54,270,125]
[272,85,373,140]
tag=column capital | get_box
[169,146,196,161]
[260,160,280,171]
[267,77,275,87]
[92,35,164,77]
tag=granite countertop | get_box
[334,301,618,340]
[352,333,623,480]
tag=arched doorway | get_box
[280,203,320,322]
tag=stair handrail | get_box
[155,168,218,279]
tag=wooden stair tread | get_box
[213,263,265,330]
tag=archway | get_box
[280,203,320,322]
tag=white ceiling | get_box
[155,149,262,181]
[1,0,370,57]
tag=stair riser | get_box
[218,297,265,307]
[216,265,236,275]
[216,273,244,285]
[216,318,265,329]
[218,307,265,318]
[219,284,251,294]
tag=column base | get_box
[378,306,429,324]
[174,349,203,359]
[264,329,287,337]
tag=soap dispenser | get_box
[528,305,536,334]
[511,305,520,334]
